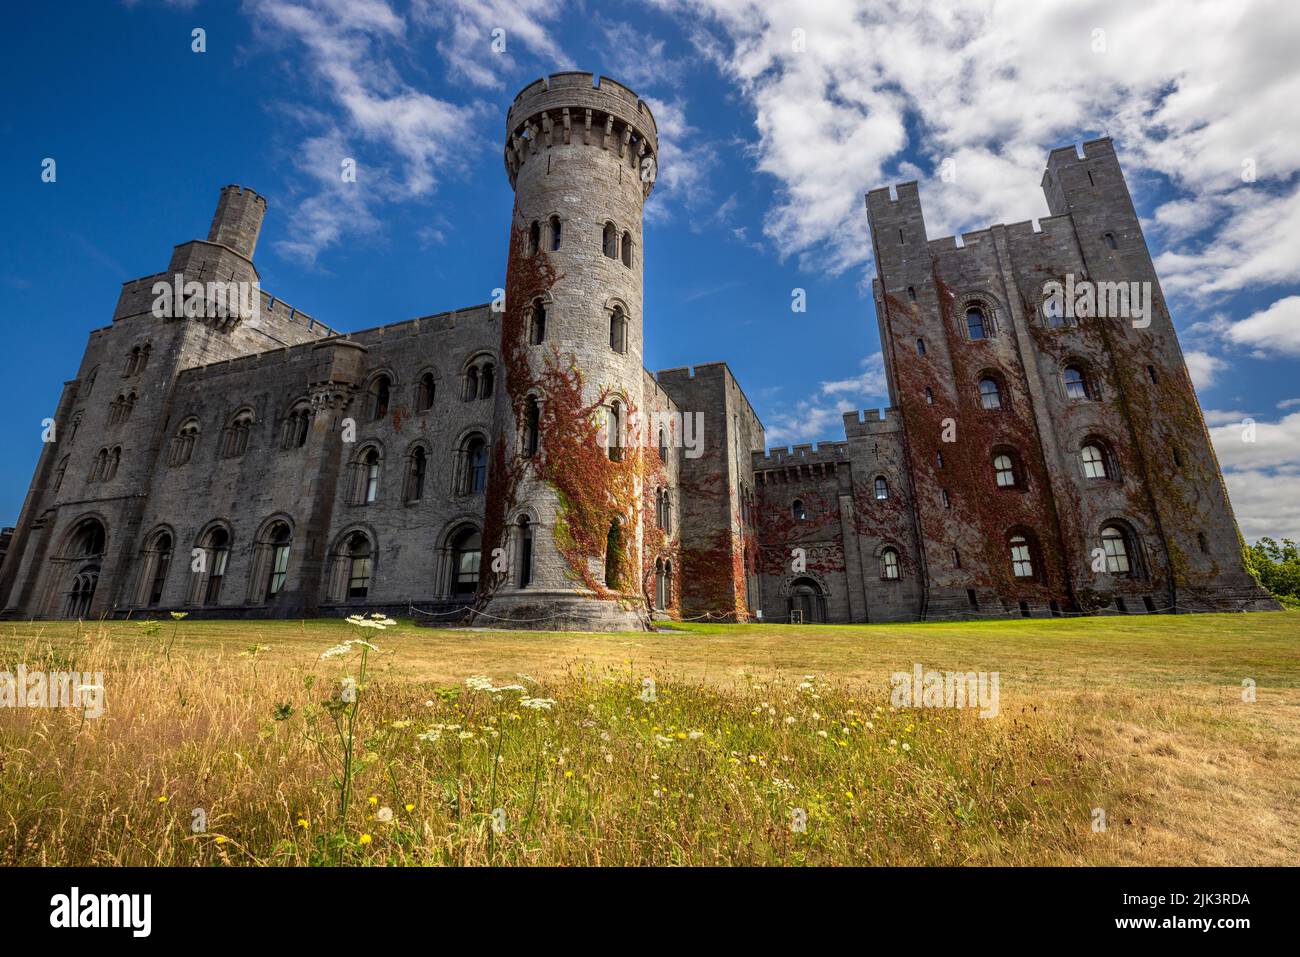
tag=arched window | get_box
[450,527,481,597]
[344,533,372,599]
[144,530,173,606]
[61,517,106,616]
[464,366,479,401]
[1100,525,1132,575]
[222,410,253,459]
[124,347,140,377]
[602,221,617,258]
[993,452,1018,488]
[1041,293,1066,327]
[53,455,69,494]
[1064,365,1091,400]
[523,395,540,457]
[654,558,667,610]
[528,220,541,256]
[621,231,632,267]
[405,446,427,502]
[607,402,623,461]
[609,306,628,354]
[265,522,292,599]
[122,392,136,423]
[83,367,98,396]
[517,517,534,587]
[978,377,1002,410]
[530,300,546,344]
[479,363,494,399]
[965,305,989,340]
[656,488,669,530]
[370,375,392,421]
[792,499,807,521]
[197,526,231,606]
[105,447,121,481]
[416,373,436,413]
[604,519,624,589]
[170,418,200,466]
[281,403,311,450]
[874,476,888,500]
[549,215,562,251]
[925,387,934,404]
[881,547,901,580]
[907,286,917,302]
[916,338,926,356]
[1009,534,1034,578]
[361,448,381,503]
[69,411,82,444]
[1081,443,1110,479]
[138,343,151,372]
[462,435,488,493]
[1104,232,1118,250]
[89,448,106,482]
[658,428,667,462]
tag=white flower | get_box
[902,742,911,751]
[320,642,352,660]
[784,715,797,725]
[817,729,829,738]
[521,697,556,710]
[688,730,704,740]
[375,806,393,823]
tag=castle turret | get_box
[480,73,659,630]
[207,184,267,259]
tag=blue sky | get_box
[2,0,1298,540]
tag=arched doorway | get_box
[59,518,106,619]
[787,577,825,624]
[450,527,482,598]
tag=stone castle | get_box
[0,72,1277,627]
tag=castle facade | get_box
[0,73,1276,627]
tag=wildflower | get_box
[902,742,911,752]
[358,834,372,845]
[215,835,227,845]
[170,612,188,621]
[520,697,556,710]
[404,803,415,812]
[564,770,575,779]
[156,795,168,804]
[688,730,704,740]
[297,818,310,830]
[375,806,394,823]
[817,730,829,738]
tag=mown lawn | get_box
[1,611,1297,866]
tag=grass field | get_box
[1,611,1297,866]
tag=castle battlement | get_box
[843,407,903,436]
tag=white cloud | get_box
[1207,409,1300,539]
[643,97,716,221]
[763,353,888,446]
[412,0,572,90]
[1222,295,1300,357]
[1183,349,1228,390]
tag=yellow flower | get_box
[564,770,575,779]
[297,818,310,829]
[156,795,168,804]
[358,834,373,845]
[368,795,378,806]
[215,835,228,844]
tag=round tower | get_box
[480,72,659,630]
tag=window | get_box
[1064,365,1091,400]
[1147,365,1159,385]
[416,373,436,413]
[925,387,934,404]
[602,222,617,258]
[656,488,669,530]
[282,403,311,450]
[170,418,199,466]
[405,446,427,502]
[604,520,623,589]
[655,559,668,610]
[222,411,253,459]
[881,547,900,580]
[941,489,951,509]
[69,412,82,444]
[463,436,488,493]
[621,231,632,267]
[370,375,391,421]
[1104,232,1118,250]
[952,548,961,568]
[360,448,381,503]
[548,215,561,252]
[792,499,807,521]
[607,402,623,461]
[530,301,546,344]
[345,533,372,599]
[518,517,534,587]
[479,364,494,399]
[451,528,481,597]
[965,305,988,340]
[916,338,926,356]
[1041,294,1066,327]
[874,476,888,500]
[1081,443,1109,479]
[658,428,667,463]
[1101,526,1131,575]
[201,527,230,605]
[464,367,479,401]
[265,523,292,600]
[523,396,540,457]
[53,455,69,493]
[146,532,173,606]
[528,220,541,256]
[609,306,628,354]
[907,286,917,302]
[94,447,121,481]
[1197,532,1208,554]
[978,377,1002,410]
[1009,534,1034,578]
[993,453,1017,488]
[83,367,97,396]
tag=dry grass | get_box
[1,611,1297,866]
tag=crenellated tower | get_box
[481,72,659,630]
